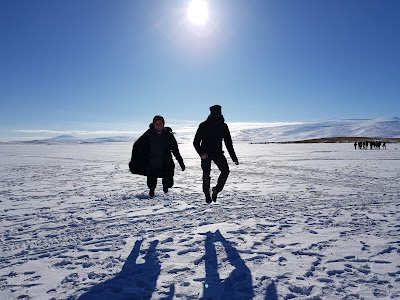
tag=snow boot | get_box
[163,185,169,193]
[149,188,155,198]
[205,193,212,204]
[212,187,218,202]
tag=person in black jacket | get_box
[129,115,185,198]
[193,105,239,203]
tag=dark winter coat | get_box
[129,124,184,177]
[193,115,238,161]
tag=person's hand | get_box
[200,153,208,160]
[234,160,239,165]
[180,162,185,171]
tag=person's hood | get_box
[206,114,225,126]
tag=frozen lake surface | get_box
[1,142,399,299]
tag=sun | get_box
[187,0,209,25]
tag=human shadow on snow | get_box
[76,233,274,299]
[77,239,160,300]
[264,280,278,300]
[201,230,254,300]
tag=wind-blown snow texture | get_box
[1,142,399,299]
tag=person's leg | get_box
[212,155,230,201]
[147,174,157,197]
[162,176,173,193]
[201,158,212,203]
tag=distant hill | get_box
[5,117,400,144]
[257,137,400,144]
[11,135,133,145]
[233,117,400,143]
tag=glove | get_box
[200,153,208,160]
[180,162,185,171]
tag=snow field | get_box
[1,142,399,299]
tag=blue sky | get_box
[1,0,399,141]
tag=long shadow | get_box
[77,239,160,300]
[202,230,253,300]
[264,280,278,300]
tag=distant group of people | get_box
[353,141,386,150]
[129,105,239,204]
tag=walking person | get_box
[129,115,185,198]
[193,105,239,203]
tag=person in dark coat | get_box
[129,115,185,198]
[193,105,239,203]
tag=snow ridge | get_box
[233,117,400,143]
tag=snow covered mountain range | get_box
[233,117,400,143]
[6,117,400,144]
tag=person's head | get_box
[209,105,222,117]
[153,115,165,132]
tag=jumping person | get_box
[129,115,185,198]
[193,105,239,203]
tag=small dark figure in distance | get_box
[129,115,185,198]
[193,105,239,204]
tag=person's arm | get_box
[193,125,205,157]
[170,133,185,170]
[224,125,239,164]
[129,131,150,175]
[131,131,148,157]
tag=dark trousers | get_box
[201,154,230,194]
[147,171,173,190]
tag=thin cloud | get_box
[12,129,142,135]
[13,122,304,136]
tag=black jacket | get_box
[193,115,238,161]
[129,124,184,177]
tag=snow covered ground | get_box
[1,142,399,299]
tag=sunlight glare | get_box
[187,0,209,25]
